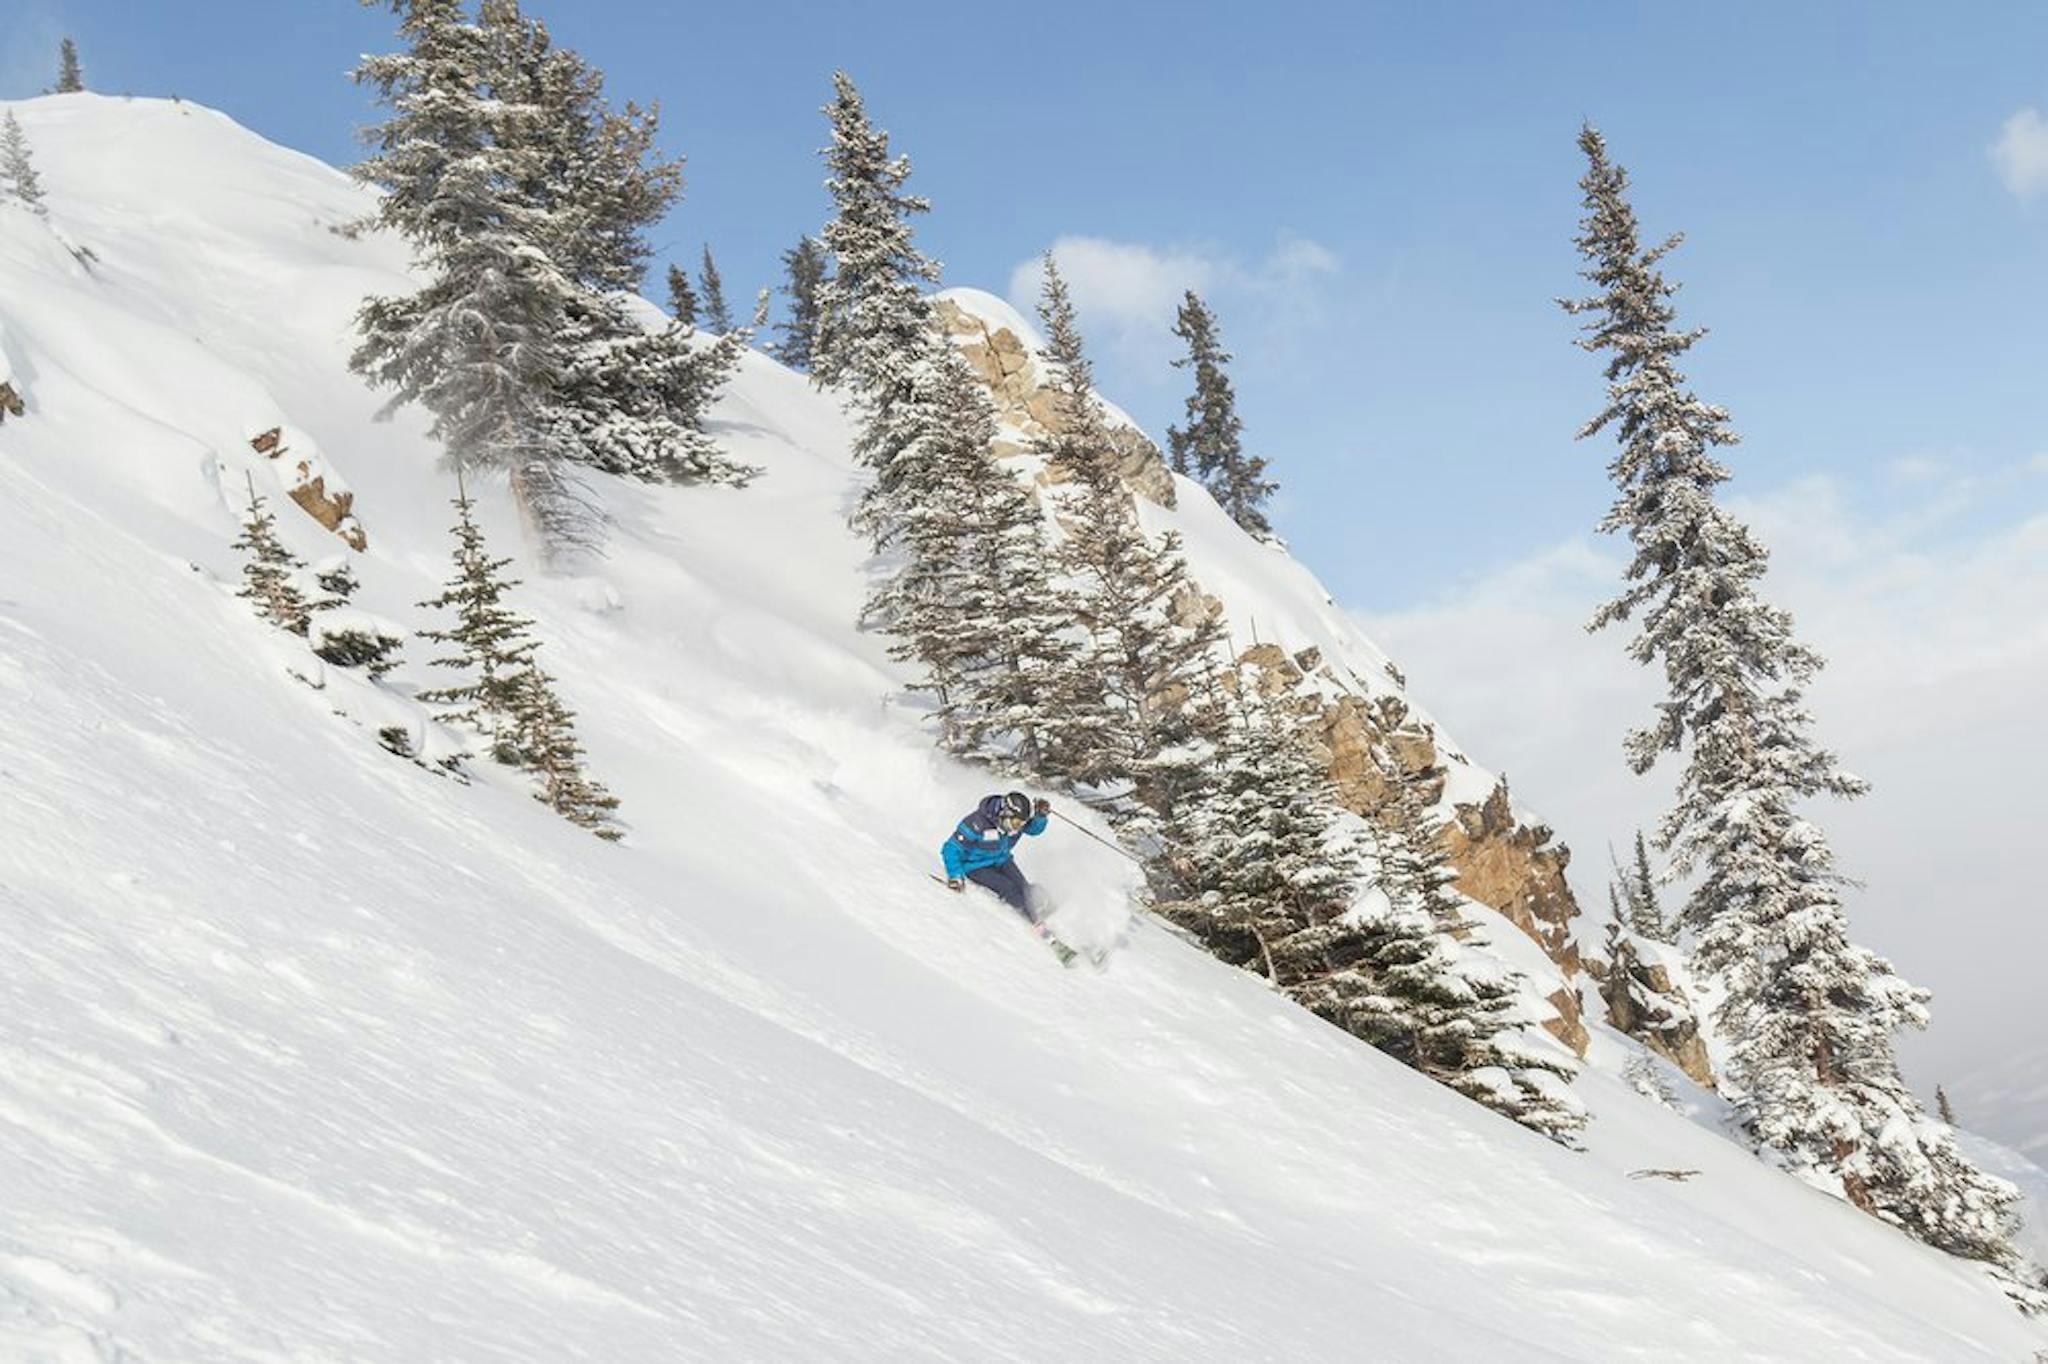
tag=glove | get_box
[1033,799,1051,817]
[946,878,965,893]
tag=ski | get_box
[928,874,1101,969]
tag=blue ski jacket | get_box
[941,795,1048,878]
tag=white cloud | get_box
[1005,232,1340,375]
[1887,455,1948,485]
[1361,469,2048,1136]
[1990,107,2048,200]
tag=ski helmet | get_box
[1002,791,1032,822]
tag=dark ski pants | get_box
[967,860,1041,924]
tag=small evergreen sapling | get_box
[508,661,622,839]
[1,113,45,210]
[416,481,540,753]
[233,476,311,636]
[772,235,827,371]
[308,559,405,679]
[665,262,699,328]
[699,244,733,333]
[416,480,621,838]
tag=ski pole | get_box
[1048,807,1144,866]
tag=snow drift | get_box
[1,93,2044,1360]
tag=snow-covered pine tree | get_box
[1369,731,1585,1140]
[354,0,747,541]
[56,39,84,94]
[416,480,622,834]
[698,245,733,333]
[507,659,622,839]
[1170,683,1362,981]
[772,235,827,371]
[1565,124,2039,1305]
[811,70,951,546]
[352,0,575,485]
[665,262,698,327]
[866,348,1074,771]
[1030,254,1222,822]
[1620,828,1667,939]
[1167,290,1275,538]
[232,476,312,636]
[479,0,751,491]
[1,112,44,210]
[308,560,405,679]
[1936,1086,1957,1126]
[416,480,540,756]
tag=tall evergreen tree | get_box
[1032,254,1221,821]
[0,113,44,210]
[810,71,942,472]
[55,38,84,94]
[869,349,1073,770]
[698,244,733,333]
[479,1,749,491]
[1565,124,2039,1307]
[1167,291,1275,538]
[232,477,312,636]
[772,234,828,371]
[351,0,574,479]
[352,0,746,546]
[665,262,698,327]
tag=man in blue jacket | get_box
[941,791,1052,923]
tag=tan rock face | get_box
[0,381,23,421]
[932,297,1177,508]
[1592,951,1716,1087]
[251,427,367,551]
[1235,651,1590,1055]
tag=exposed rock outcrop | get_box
[0,381,23,422]
[1589,944,1716,1087]
[933,296,1176,508]
[251,426,366,550]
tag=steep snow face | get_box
[1,94,2043,1360]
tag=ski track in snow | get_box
[0,93,2043,1361]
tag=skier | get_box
[941,791,1052,923]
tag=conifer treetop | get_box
[56,38,84,94]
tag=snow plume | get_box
[1991,107,2048,199]
[1005,231,1339,374]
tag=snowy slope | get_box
[2,94,2044,1361]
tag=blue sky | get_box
[8,1,2045,611]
